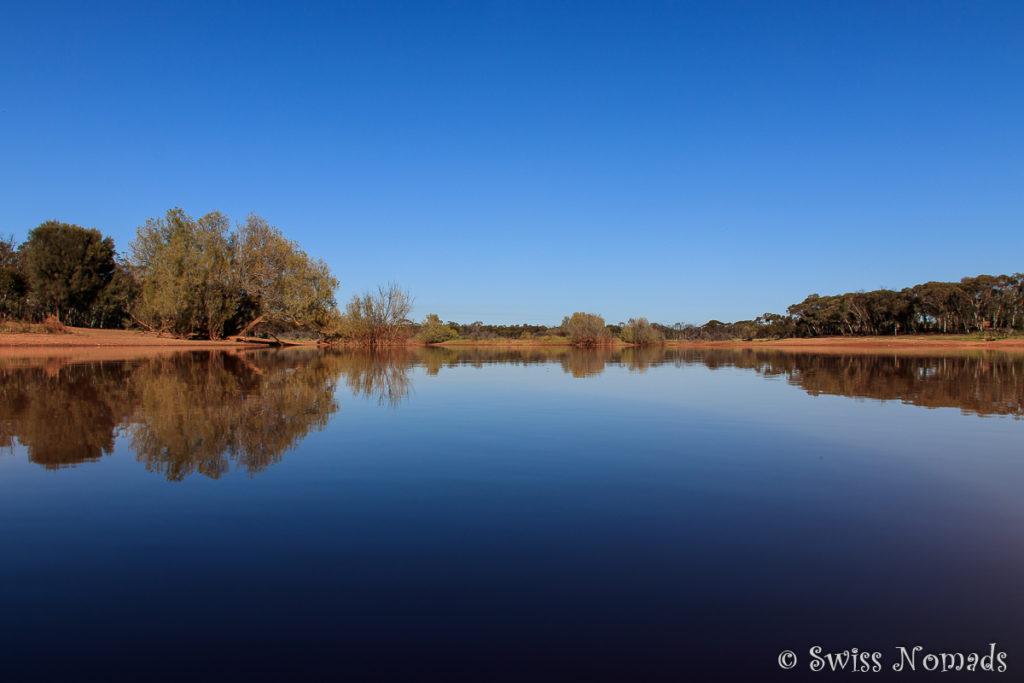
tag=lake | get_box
[1,347,1021,680]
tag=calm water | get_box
[1,347,1022,681]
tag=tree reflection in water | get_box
[0,359,134,469]
[683,348,1024,419]
[0,347,1020,479]
[337,349,415,407]
[0,350,396,479]
[128,351,340,480]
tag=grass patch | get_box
[0,317,70,335]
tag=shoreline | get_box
[0,327,278,349]
[2,327,1023,355]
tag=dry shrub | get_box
[42,316,68,334]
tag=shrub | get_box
[620,317,664,345]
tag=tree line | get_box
[665,274,1024,341]
[0,209,417,343]
[0,210,341,339]
[1,214,1019,343]
[561,274,1024,343]
[778,275,1024,337]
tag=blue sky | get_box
[2,1,1021,325]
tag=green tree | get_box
[561,312,608,346]
[619,317,664,345]
[417,313,458,343]
[130,209,339,340]
[88,264,138,329]
[20,221,116,325]
[0,235,26,319]
[235,214,339,336]
[129,208,238,338]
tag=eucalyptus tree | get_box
[235,214,339,337]
[619,317,664,345]
[129,208,339,339]
[20,221,117,325]
[417,313,458,343]
[129,208,238,338]
[561,312,608,346]
[0,235,26,319]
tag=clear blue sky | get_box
[2,1,1021,325]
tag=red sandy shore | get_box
[2,328,1023,356]
[0,327,271,348]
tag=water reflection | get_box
[339,349,416,406]
[1,346,1021,479]
[423,346,1024,418]
[128,352,341,480]
[0,349,415,479]
[688,348,1024,419]
[0,361,134,469]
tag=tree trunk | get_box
[238,315,265,338]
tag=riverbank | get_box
[0,327,287,349]
[3,328,1024,353]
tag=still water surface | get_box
[1,347,1022,680]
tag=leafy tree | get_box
[129,208,238,338]
[620,317,664,345]
[129,208,339,339]
[561,311,608,346]
[235,214,339,336]
[20,221,116,325]
[88,264,138,328]
[0,235,26,319]
[417,313,458,343]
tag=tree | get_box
[0,235,26,319]
[129,208,238,338]
[331,283,413,346]
[417,313,457,343]
[235,214,339,337]
[129,208,339,340]
[561,312,608,346]
[619,317,664,345]
[88,265,138,329]
[20,221,116,325]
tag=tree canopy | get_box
[235,214,339,336]
[561,312,608,346]
[417,313,458,344]
[620,317,664,345]
[20,221,117,325]
[0,235,26,320]
[128,208,339,339]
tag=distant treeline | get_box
[737,274,1024,339]
[422,273,1024,343]
[1,214,1020,342]
[440,274,1024,344]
